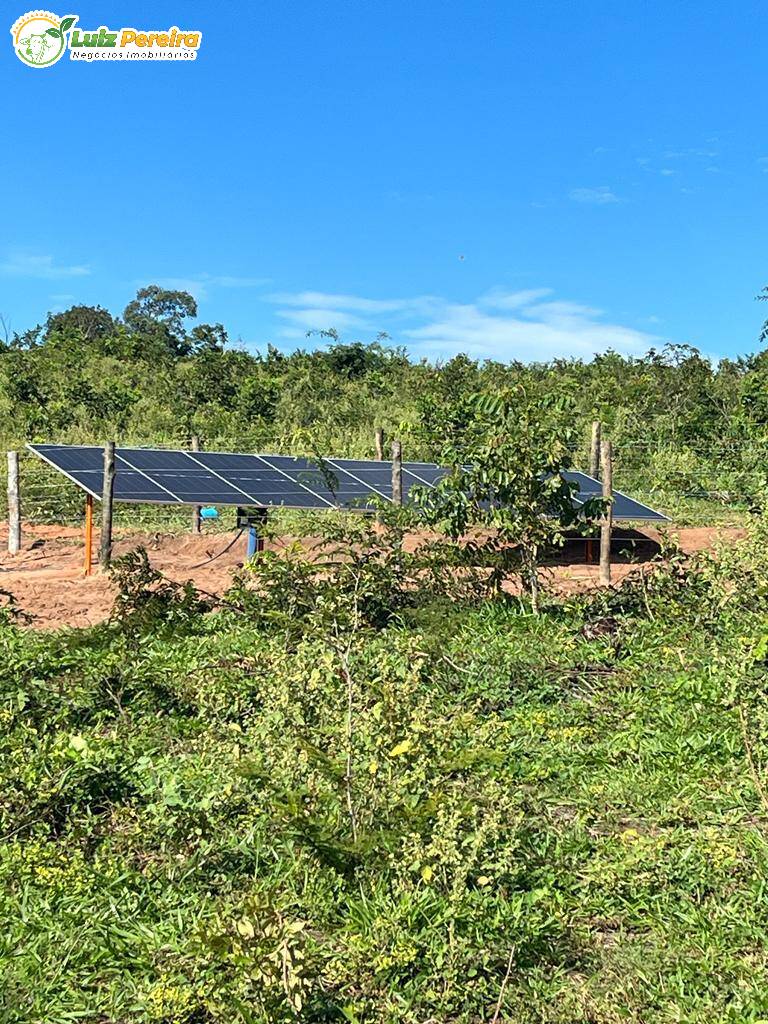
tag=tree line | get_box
[3,285,768,503]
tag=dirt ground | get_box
[0,522,747,630]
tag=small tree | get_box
[415,386,606,612]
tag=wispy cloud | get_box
[568,186,622,205]
[405,294,655,362]
[153,277,209,300]
[275,306,368,337]
[149,272,270,302]
[268,290,442,338]
[0,253,90,279]
[262,287,662,361]
[212,275,270,288]
[270,291,438,316]
[638,142,724,182]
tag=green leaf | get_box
[59,16,76,32]
[46,27,61,38]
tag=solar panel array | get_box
[27,444,667,521]
[563,471,665,521]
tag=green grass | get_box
[1,535,768,1022]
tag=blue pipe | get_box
[246,526,259,559]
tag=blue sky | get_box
[2,0,766,362]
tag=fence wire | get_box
[0,436,764,534]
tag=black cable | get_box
[188,529,246,569]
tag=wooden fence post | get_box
[191,435,202,534]
[99,441,115,571]
[391,440,403,506]
[374,427,385,461]
[7,451,20,555]
[599,439,613,586]
[590,420,602,479]
[84,494,94,576]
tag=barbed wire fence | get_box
[1,430,764,539]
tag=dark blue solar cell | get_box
[115,472,183,503]
[66,470,102,498]
[191,452,333,507]
[54,467,183,504]
[194,451,266,471]
[404,464,448,486]
[31,444,103,473]
[564,471,602,497]
[564,471,665,519]
[611,492,666,520]
[114,471,179,503]
[259,456,342,506]
[403,465,449,501]
[117,448,197,472]
[324,459,392,506]
[116,450,264,505]
[143,471,255,505]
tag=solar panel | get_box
[258,456,341,506]
[403,464,450,494]
[32,444,103,473]
[117,448,197,472]
[193,452,331,508]
[325,458,394,506]
[564,471,665,521]
[69,469,180,504]
[26,444,668,521]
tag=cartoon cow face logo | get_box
[10,11,76,67]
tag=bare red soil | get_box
[0,523,746,630]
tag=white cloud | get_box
[478,287,553,310]
[0,253,90,278]
[210,274,270,288]
[153,277,211,301]
[261,287,662,362]
[568,186,621,205]
[275,306,367,335]
[269,290,438,317]
[405,294,655,362]
[142,272,270,302]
